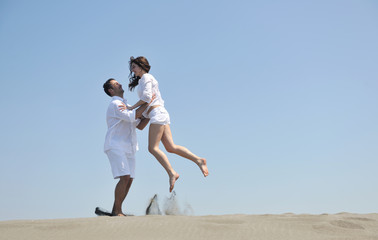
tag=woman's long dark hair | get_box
[128,56,151,91]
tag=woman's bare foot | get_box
[169,173,180,192]
[197,158,209,177]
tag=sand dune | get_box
[1,213,378,240]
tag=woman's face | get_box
[131,63,144,77]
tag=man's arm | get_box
[117,102,148,120]
[136,117,150,130]
[114,102,137,122]
[135,103,148,119]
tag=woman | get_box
[127,56,209,192]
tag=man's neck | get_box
[113,94,123,99]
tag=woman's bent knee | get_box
[165,145,177,153]
[148,146,159,154]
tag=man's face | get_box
[110,80,124,96]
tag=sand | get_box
[1,213,378,240]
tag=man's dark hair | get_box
[103,78,115,97]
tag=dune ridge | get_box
[1,213,378,240]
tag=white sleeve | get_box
[113,101,136,122]
[139,76,153,103]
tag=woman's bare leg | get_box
[161,125,209,177]
[148,124,179,192]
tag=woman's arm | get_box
[128,99,147,110]
[134,103,149,119]
[128,92,157,110]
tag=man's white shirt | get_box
[104,96,140,153]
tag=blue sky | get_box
[0,0,377,220]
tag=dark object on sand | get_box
[95,207,112,216]
[95,207,134,217]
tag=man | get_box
[102,78,150,216]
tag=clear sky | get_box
[0,0,377,221]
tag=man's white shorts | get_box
[105,149,136,179]
[148,106,171,125]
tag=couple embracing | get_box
[102,56,209,216]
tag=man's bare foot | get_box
[197,158,209,177]
[169,173,180,192]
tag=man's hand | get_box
[137,116,150,130]
[149,93,156,105]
